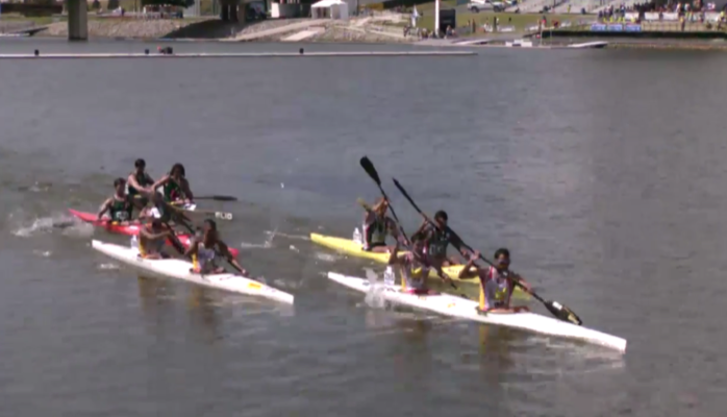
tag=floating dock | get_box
[0,50,476,60]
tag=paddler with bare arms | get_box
[126,158,155,213]
[152,163,195,206]
[388,238,453,294]
[361,197,401,253]
[411,210,469,268]
[138,218,176,259]
[185,219,247,275]
[458,248,532,313]
[97,178,134,224]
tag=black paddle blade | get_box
[544,300,583,326]
[360,157,381,186]
[210,195,237,202]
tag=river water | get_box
[0,38,724,416]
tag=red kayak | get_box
[68,209,239,257]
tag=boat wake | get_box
[264,230,310,241]
[10,212,93,238]
[313,251,339,262]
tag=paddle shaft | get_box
[194,195,237,201]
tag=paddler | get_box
[458,248,532,313]
[411,210,467,267]
[97,178,134,224]
[152,163,194,205]
[127,158,155,211]
[138,190,193,224]
[362,197,400,252]
[138,218,174,259]
[388,238,452,294]
[185,219,246,275]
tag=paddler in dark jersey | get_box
[97,178,134,224]
[411,210,467,267]
[185,219,246,275]
[388,238,453,294]
[361,197,399,252]
[152,163,194,205]
[126,158,155,212]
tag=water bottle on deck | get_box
[384,266,395,287]
[353,227,362,245]
[130,235,138,249]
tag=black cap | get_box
[134,158,146,168]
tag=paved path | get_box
[231,19,327,41]
[282,27,325,42]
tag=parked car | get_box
[467,0,505,12]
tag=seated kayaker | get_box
[152,163,194,205]
[185,219,246,275]
[138,218,173,259]
[411,210,468,268]
[388,238,452,294]
[126,158,155,213]
[97,178,134,224]
[138,192,192,225]
[361,197,399,252]
[458,248,532,313]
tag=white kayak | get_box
[92,240,293,305]
[327,272,626,353]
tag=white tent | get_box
[311,0,349,20]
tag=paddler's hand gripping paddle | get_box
[391,177,583,326]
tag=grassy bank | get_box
[418,12,573,32]
[397,1,573,32]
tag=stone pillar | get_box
[67,0,88,41]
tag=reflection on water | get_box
[136,275,174,327]
[135,274,223,344]
[185,286,223,344]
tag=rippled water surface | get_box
[0,38,725,416]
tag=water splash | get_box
[313,251,338,262]
[10,211,93,238]
[363,268,387,309]
[98,263,119,270]
[264,230,310,241]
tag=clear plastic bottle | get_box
[383,266,395,287]
[130,235,138,249]
[353,227,362,245]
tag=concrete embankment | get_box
[20,13,417,44]
[38,18,211,39]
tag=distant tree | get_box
[108,0,120,10]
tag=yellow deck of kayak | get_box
[309,233,509,285]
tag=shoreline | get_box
[5,16,727,51]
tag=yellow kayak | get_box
[310,233,489,281]
[310,233,529,298]
[310,232,477,281]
